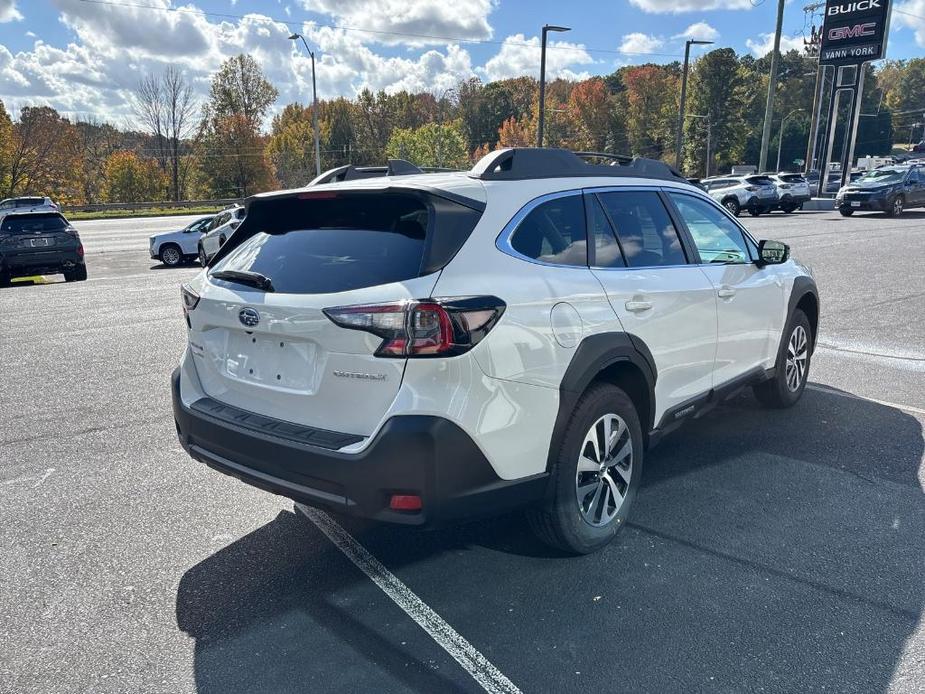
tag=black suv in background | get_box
[0,212,87,286]
[836,165,925,217]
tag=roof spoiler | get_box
[469,148,689,184]
[308,159,423,186]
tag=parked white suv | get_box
[765,173,812,213]
[149,215,215,266]
[172,148,818,554]
[197,206,245,265]
[701,175,779,216]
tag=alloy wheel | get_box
[575,413,633,527]
[785,324,808,392]
[162,247,181,266]
[893,197,904,216]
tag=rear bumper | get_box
[171,368,546,526]
[2,248,83,276]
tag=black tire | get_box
[753,309,812,409]
[780,202,796,214]
[198,244,208,267]
[748,206,762,217]
[723,198,740,216]
[884,195,904,217]
[528,383,643,555]
[159,243,183,267]
[839,208,854,217]
[64,265,88,282]
[0,268,11,288]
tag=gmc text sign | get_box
[819,0,892,65]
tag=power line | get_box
[77,0,686,58]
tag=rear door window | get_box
[212,191,481,294]
[509,194,587,267]
[596,191,687,267]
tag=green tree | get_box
[208,54,279,128]
[0,100,12,195]
[267,103,317,188]
[385,121,468,168]
[685,49,741,175]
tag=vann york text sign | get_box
[819,0,892,65]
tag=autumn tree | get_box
[621,65,679,162]
[565,78,615,151]
[75,120,123,204]
[103,150,167,202]
[0,100,12,194]
[200,55,277,197]
[496,116,533,148]
[6,106,80,200]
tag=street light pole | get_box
[776,109,805,172]
[537,24,570,148]
[289,33,322,177]
[758,0,786,173]
[674,39,713,172]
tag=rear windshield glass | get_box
[14,197,45,207]
[779,174,805,183]
[211,191,480,294]
[1,213,67,234]
[746,176,775,185]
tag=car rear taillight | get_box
[324,296,505,358]
[76,243,84,258]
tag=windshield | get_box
[0,213,68,234]
[859,169,905,185]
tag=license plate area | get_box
[219,331,317,391]
[29,238,52,247]
[851,201,861,207]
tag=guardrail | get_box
[61,198,244,213]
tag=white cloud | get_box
[895,0,925,47]
[672,21,719,42]
[619,33,664,55]
[0,0,22,23]
[481,33,594,82]
[745,32,806,57]
[298,0,494,45]
[629,0,752,12]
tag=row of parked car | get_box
[698,173,811,216]
[149,205,246,267]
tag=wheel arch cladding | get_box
[789,276,819,350]
[546,332,657,475]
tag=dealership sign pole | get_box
[807,0,892,194]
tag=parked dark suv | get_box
[0,212,87,285]
[836,165,925,217]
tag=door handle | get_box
[717,287,736,299]
[625,300,653,313]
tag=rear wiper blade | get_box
[210,269,275,292]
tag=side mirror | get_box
[757,239,789,266]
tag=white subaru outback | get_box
[172,149,818,554]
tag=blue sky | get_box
[1,0,923,124]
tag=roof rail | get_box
[308,158,424,186]
[469,148,689,185]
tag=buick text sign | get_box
[819,0,891,64]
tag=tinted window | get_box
[211,212,230,230]
[779,174,805,183]
[14,198,44,207]
[510,195,587,266]
[1,213,68,234]
[587,194,624,268]
[212,192,479,294]
[746,176,774,186]
[597,191,687,267]
[669,193,750,264]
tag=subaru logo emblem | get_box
[239,307,260,327]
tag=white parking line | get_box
[297,504,522,694]
[807,384,925,417]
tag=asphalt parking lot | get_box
[2,210,923,693]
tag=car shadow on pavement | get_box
[176,384,924,693]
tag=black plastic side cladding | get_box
[545,332,657,475]
[788,276,819,350]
